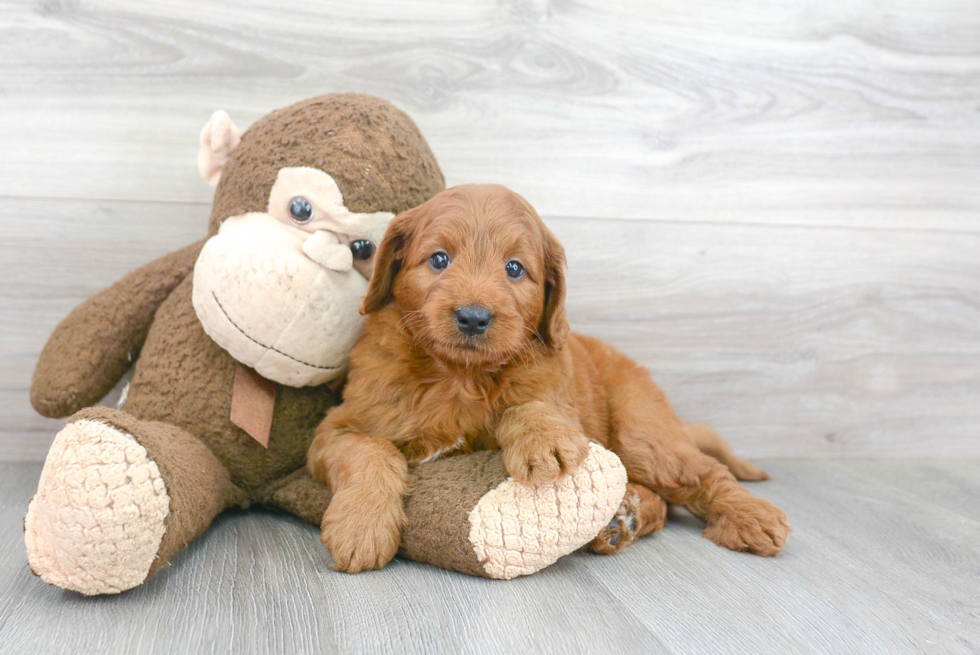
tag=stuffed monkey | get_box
[24,93,627,595]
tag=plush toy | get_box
[23,93,628,594]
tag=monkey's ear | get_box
[197,110,242,187]
[360,205,424,315]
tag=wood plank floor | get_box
[1,460,978,654]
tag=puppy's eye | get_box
[506,260,524,279]
[350,240,376,261]
[430,251,450,271]
[289,196,314,224]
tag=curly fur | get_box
[309,184,790,572]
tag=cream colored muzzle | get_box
[192,167,393,387]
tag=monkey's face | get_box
[192,167,392,386]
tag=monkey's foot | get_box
[25,419,170,595]
[469,443,627,579]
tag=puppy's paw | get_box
[503,429,590,485]
[320,488,404,573]
[590,483,669,555]
[703,496,790,556]
[590,492,641,555]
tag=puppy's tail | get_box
[683,422,770,481]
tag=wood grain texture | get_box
[2,198,977,460]
[2,0,979,460]
[1,459,978,654]
[556,217,980,458]
[0,0,978,228]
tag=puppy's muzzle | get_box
[455,304,493,336]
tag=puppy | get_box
[309,184,790,573]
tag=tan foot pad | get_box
[24,419,170,595]
[468,443,627,580]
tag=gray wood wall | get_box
[1,0,978,461]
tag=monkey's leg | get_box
[25,407,246,595]
[262,443,628,580]
[401,443,627,579]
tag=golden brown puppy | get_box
[309,184,790,573]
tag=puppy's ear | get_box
[537,226,569,352]
[361,206,423,314]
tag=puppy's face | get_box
[363,185,568,368]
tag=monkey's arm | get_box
[31,239,206,418]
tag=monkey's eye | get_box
[289,196,314,223]
[430,251,450,271]
[506,260,524,279]
[350,240,376,261]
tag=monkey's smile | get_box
[211,292,341,372]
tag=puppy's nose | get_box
[455,304,493,336]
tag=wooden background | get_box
[1,0,978,461]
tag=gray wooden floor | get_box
[2,459,978,654]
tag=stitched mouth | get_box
[211,291,341,371]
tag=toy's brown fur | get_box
[310,184,790,572]
[28,94,455,584]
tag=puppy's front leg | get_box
[495,400,591,484]
[308,409,409,573]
